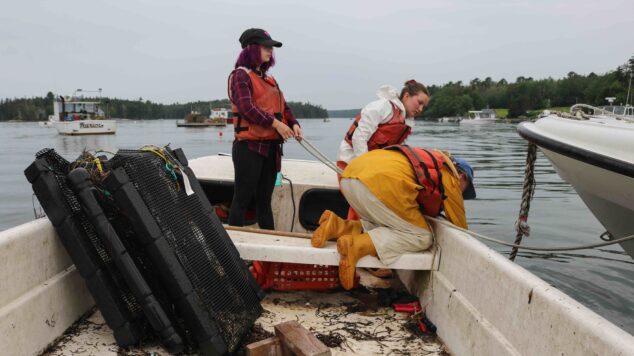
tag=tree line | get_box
[0,95,328,121]
[2,55,631,121]
[421,55,633,119]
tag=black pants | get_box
[229,141,278,229]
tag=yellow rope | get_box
[94,158,103,173]
[141,145,170,163]
[140,145,181,191]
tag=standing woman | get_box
[337,80,430,170]
[228,28,302,229]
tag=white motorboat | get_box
[518,107,634,259]
[50,94,116,135]
[2,153,633,355]
[462,109,497,124]
[460,108,497,125]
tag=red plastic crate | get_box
[250,261,358,291]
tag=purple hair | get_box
[234,44,275,74]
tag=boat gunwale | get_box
[518,120,634,178]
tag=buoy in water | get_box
[219,131,223,137]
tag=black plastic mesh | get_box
[35,149,143,316]
[97,188,192,347]
[110,149,262,352]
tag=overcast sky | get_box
[1,0,632,109]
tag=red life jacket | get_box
[384,145,447,216]
[229,67,289,141]
[344,103,411,150]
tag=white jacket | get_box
[337,85,414,164]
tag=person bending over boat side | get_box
[228,28,303,229]
[312,145,476,289]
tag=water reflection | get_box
[56,134,117,157]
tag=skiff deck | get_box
[44,290,446,355]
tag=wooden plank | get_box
[226,230,439,270]
[225,225,312,239]
[274,320,331,356]
[246,336,283,356]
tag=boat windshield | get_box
[66,103,99,113]
[598,106,633,116]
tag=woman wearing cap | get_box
[311,145,476,289]
[228,28,302,229]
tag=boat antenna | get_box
[626,73,632,107]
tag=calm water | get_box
[1,119,632,333]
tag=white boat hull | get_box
[543,148,634,254]
[400,218,634,356]
[518,115,634,258]
[460,118,496,125]
[54,120,116,135]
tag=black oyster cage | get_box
[26,147,263,355]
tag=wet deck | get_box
[42,290,446,355]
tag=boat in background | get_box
[518,105,634,259]
[210,107,230,124]
[176,107,228,127]
[461,108,497,125]
[50,93,116,135]
[438,116,463,123]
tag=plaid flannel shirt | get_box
[230,69,299,171]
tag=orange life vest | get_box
[229,67,289,141]
[384,145,447,216]
[344,103,411,150]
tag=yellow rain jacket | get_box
[341,149,468,229]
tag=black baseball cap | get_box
[239,28,283,49]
